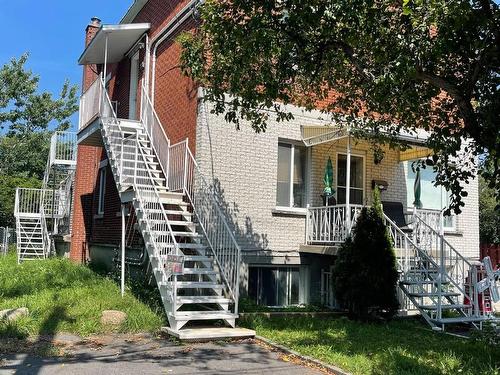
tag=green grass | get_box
[240,315,500,375]
[0,252,164,338]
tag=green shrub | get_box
[332,188,399,320]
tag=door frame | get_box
[128,51,140,120]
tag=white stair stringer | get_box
[385,214,499,330]
[96,85,239,333]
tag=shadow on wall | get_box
[210,178,269,252]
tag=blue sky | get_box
[0,1,132,130]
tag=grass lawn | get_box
[240,315,500,375]
[0,252,164,338]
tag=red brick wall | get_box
[69,145,103,262]
[71,2,200,261]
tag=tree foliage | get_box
[0,54,78,226]
[479,175,500,245]
[332,189,399,320]
[179,0,500,214]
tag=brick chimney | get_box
[82,17,102,92]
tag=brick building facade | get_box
[72,0,480,307]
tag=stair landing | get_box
[163,327,256,341]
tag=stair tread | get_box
[177,296,231,303]
[170,311,237,319]
[409,291,461,297]
[168,281,223,288]
[419,304,471,310]
[183,268,217,275]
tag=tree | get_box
[479,175,500,245]
[0,54,78,225]
[179,0,500,214]
[0,54,78,179]
[332,189,399,320]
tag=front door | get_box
[128,52,140,120]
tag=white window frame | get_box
[97,166,106,215]
[275,141,310,211]
[335,152,366,205]
[405,161,457,232]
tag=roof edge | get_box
[121,0,148,24]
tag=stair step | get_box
[163,210,193,216]
[177,296,231,304]
[183,268,217,275]
[170,281,223,289]
[400,280,451,286]
[419,304,471,310]
[172,231,202,238]
[184,255,212,262]
[432,316,500,324]
[178,243,207,249]
[409,291,461,297]
[170,311,237,321]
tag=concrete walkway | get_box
[0,333,323,374]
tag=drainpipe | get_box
[147,0,203,103]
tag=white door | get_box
[128,52,140,120]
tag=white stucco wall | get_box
[195,97,480,260]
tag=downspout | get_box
[147,0,203,103]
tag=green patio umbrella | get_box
[413,168,423,209]
[323,157,334,197]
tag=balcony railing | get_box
[79,78,102,130]
[305,204,363,245]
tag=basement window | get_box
[97,167,106,215]
[248,266,300,307]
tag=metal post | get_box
[305,204,310,244]
[345,131,352,235]
[103,34,109,86]
[121,204,126,297]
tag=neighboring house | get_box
[73,0,490,336]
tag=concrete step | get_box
[163,327,255,341]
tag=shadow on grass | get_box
[240,315,500,375]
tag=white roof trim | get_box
[78,23,151,65]
[121,0,148,24]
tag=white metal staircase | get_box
[384,213,499,330]
[86,77,241,333]
[14,132,77,263]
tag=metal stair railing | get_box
[137,82,242,315]
[383,213,480,323]
[411,213,483,317]
[140,83,170,187]
[168,140,241,314]
[96,77,180,313]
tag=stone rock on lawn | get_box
[100,310,127,326]
[0,308,29,322]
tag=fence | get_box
[0,227,15,255]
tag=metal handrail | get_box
[97,77,180,311]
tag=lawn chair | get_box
[381,201,413,233]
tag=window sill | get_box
[94,213,104,220]
[272,207,307,217]
[443,230,462,236]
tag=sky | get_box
[0,0,133,130]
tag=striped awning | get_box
[399,146,433,162]
[301,125,349,146]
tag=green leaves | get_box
[0,54,78,135]
[180,0,500,212]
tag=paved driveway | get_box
[0,334,323,375]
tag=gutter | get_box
[148,0,204,103]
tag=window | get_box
[248,267,300,306]
[406,162,456,230]
[336,154,365,205]
[97,167,106,215]
[276,142,307,208]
